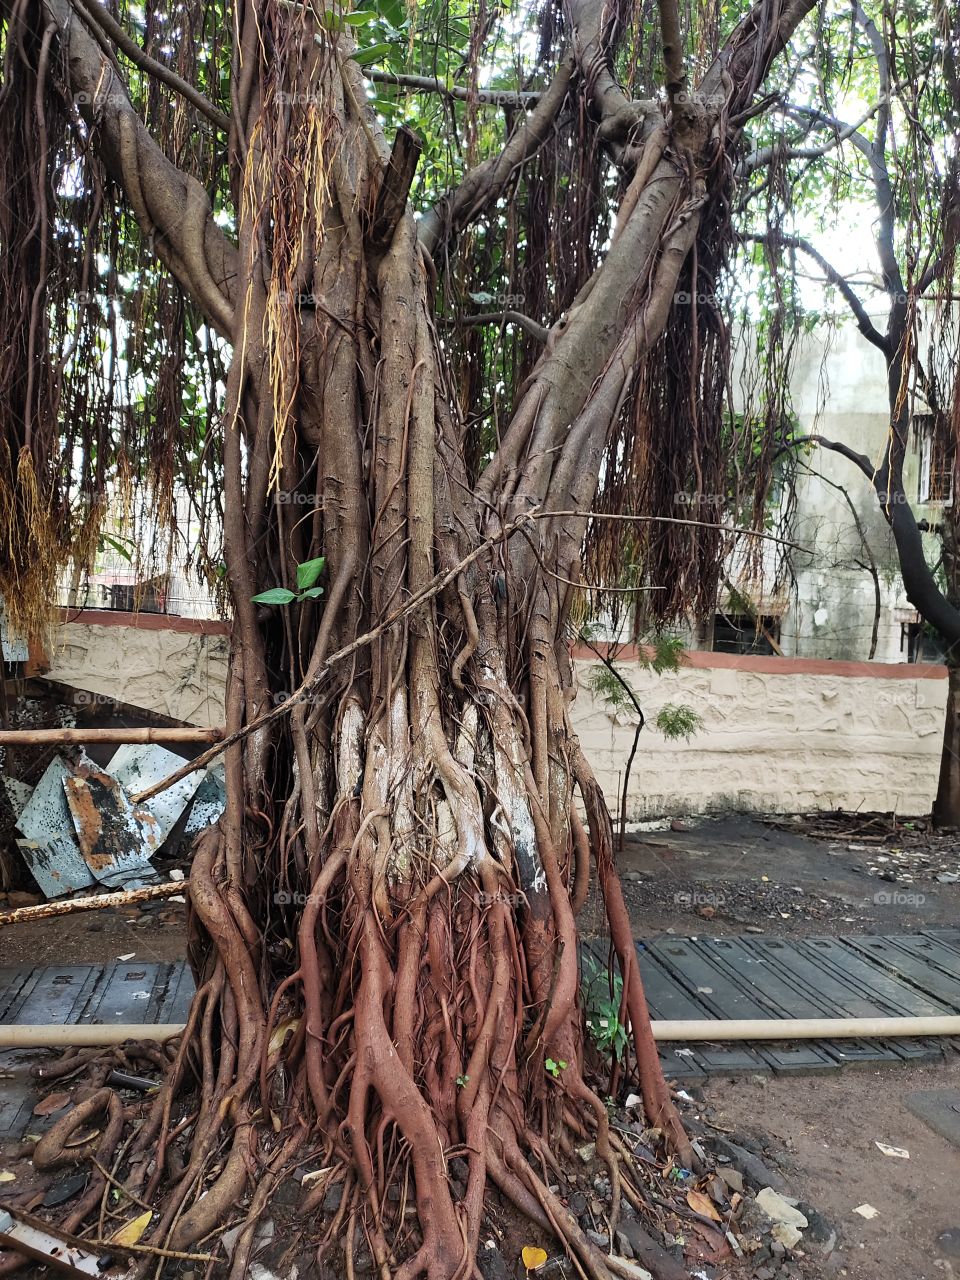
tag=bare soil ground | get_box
[1,811,958,1279]
[703,1058,960,1280]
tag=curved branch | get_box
[450,311,549,343]
[72,0,231,131]
[417,59,574,258]
[806,435,960,646]
[749,232,889,353]
[43,0,237,335]
[745,98,884,170]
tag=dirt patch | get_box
[703,1056,960,1280]
[0,898,187,967]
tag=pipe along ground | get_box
[3,1015,960,1050]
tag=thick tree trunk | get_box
[933,663,960,828]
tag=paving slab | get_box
[904,1088,960,1149]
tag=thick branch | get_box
[452,311,549,343]
[43,0,238,335]
[810,435,960,647]
[418,59,574,258]
[367,125,423,257]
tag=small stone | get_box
[568,1192,587,1215]
[6,891,40,907]
[614,1230,634,1258]
[936,1227,960,1259]
[586,1230,609,1249]
[322,1183,343,1213]
[771,1240,786,1257]
[577,1142,596,1163]
[756,1269,775,1280]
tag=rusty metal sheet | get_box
[15,759,95,897]
[105,744,205,845]
[63,770,160,890]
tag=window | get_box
[712,613,780,655]
[917,414,954,504]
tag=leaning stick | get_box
[0,726,223,746]
[0,881,186,927]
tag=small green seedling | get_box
[456,1074,469,1088]
[545,1058,567,1078]
[252,557,326,606]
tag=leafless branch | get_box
[748,232,890,354]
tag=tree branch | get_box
[365,69,542,107]
[418,59,574,258]
[366,125,423,257]
[450,311,549,343]
[745,98,884,171]
[71,0,231,131]
[800,435,960,646]
[749,232,890,353]
[43,0,238,335]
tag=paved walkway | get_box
[3,929,960,1137]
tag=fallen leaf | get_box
[32,1092,70,1116]
[0,1171,16,1183]
[65,1128,100,1148]
[268,1018,300,1056]
[111,1209,153,1246]
[853,1203,879,1220]
[300,1167,332,1189]
[686,1189,722,1221]
[875,1141,909,1159]
[521,1245,548,1271]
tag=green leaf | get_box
[296,557,326,589]
[251,587,296,606]
[298,586,325,600]
[354,42,395,66]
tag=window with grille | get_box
[917,414,954,504]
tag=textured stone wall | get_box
[573,652,948,817]
[43,618,949,816]
[46,616,229,727]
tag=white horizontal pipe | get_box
[0,1024,186,1048]
[2,1015,960,1050]
[652,1015,960,1041]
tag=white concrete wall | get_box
[39,618,950,818]
[572,653,947,817]
[45,617,229,727]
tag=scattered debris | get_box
[875,1141,909,1159]
[853,1203,880,1220]
[754,1187,808,1231]
[63,769,160,890]
[0,1203,117,1276]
